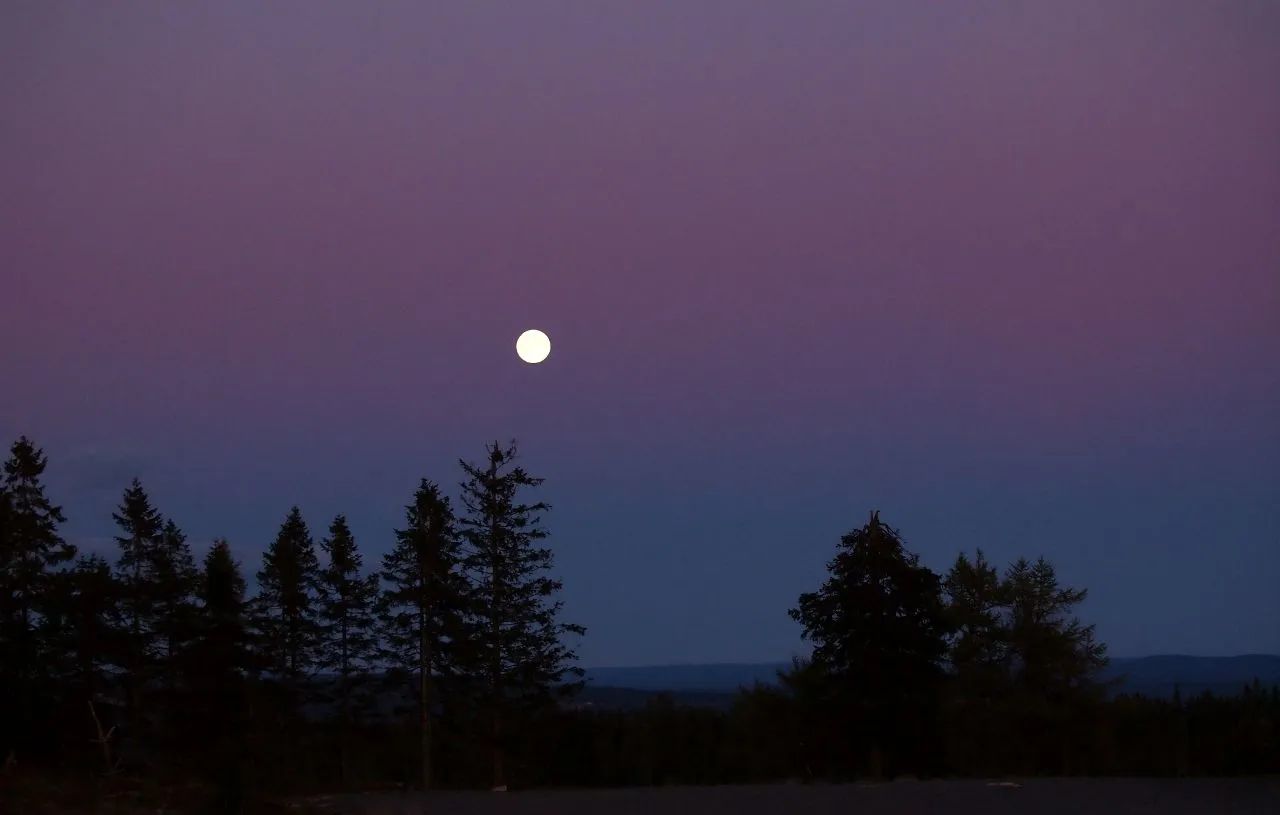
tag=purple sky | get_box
[3,0,1277,666]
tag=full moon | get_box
[515,329,551,364]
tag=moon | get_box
[515,329,551,364]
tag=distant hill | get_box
[583,662,791,692]
[1105,654,1280,700]
[303,655,1280,717]
[577,655,1280,711]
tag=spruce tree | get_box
[315,514,380,783]
[0,437,75,751]
[789,511,951,778]
[190,539,254,810]
[378,479,471,790]
[1,436,75,630]
[457,441,585,791]
[149,518,199,753]
[941,553,1110,774]
[944,549,1011,695]
[0,483,17,728]
[998,556,1109,773]
[253,507,322,687]
[1002,556,1109,696]
[193,540,253,682]
[942,549,1013,774]
[0,482,12,613]
[111,478,165,734]
[150,519,198,688]
[40,553,121,717]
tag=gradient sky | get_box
[3,0,1277,666]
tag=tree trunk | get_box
[492,708,504,791]
[419,612,432,790]
[490,518,505,791]
[130,554,144,742]
[338,682,350,787]
[490,610,505,790]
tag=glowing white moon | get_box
[515,329,551,364]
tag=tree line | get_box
[0,435,1276,811]
[1,435,582,807]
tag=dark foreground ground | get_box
[315,779,1280,815]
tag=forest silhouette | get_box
[0,434,1276,812]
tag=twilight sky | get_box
[2,0,1277,666]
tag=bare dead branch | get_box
[87,701,123,777]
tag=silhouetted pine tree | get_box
[315,514,380,784]
[1003,556,1109,694]
[0,480,16,757]
[192,538,253,680]
[942,549,1015,774]
[1001,555,1110,773]
[944,549,1009,676]
[457,440,585,791]
[111,478,165,741]
[253,506,322,748]
[0,437,75,757]
[189,539,254,809]
[788,510,951,779]
[46,553,120,689]
[149,518,199,753]
[378,479,471,790]
[1,437,75,623]
[38,552,121,763]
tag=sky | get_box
[2,0,1277,667]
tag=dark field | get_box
[321,779,1280,815]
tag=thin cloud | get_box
[58,441,151,493]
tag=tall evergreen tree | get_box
[192,539,253,685]
[1,436,75,630]
[189,539,254,810]
[111,478,165,735]
[148,518,199,755]
[379,480,471,790]
[944,549,1011,693]
[149,519,198,693]
[0,483,12,618]
[0,437,75,755]
[253,507,322,688]
[252,505,322,786]
[941,553,1110,774]
[457,441,585,791]
[0,482,17,753]
[315,514,380,784]
[788,510,951,778]
[1000,556,1109,773]
[942,549,1014,774]
[39,553,121,738]
[1002,556,1109,697]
